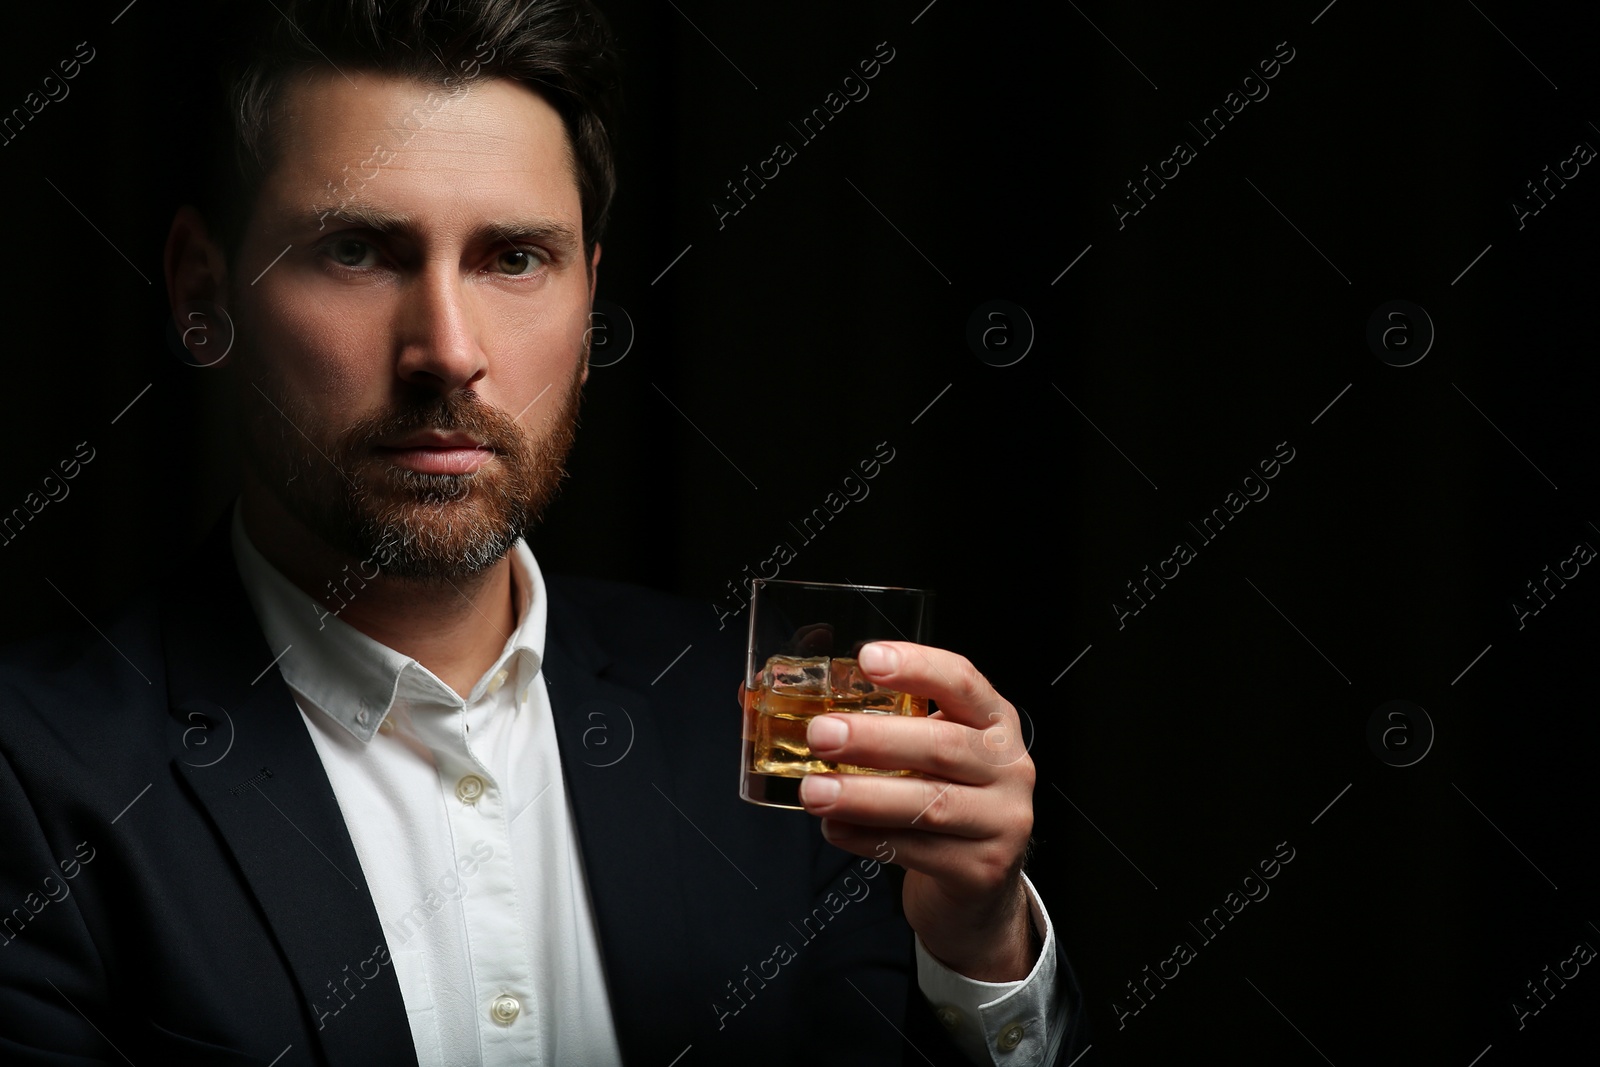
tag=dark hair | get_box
[198,0,620,267]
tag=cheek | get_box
[498,297,590,379]
[251,283,383,411]
[565,301,591,360]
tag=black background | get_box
[3,1,1597,1062]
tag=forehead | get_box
[260,69,582,231]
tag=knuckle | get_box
[976,715,1018,767]
[912,779,959,829]
[952,656,987,702]
[1012,750,1037,789]
[984,848,1015,884]
[963,812,1031,888]
[965,844,1017,896]
[926,719,968,778]
[970,704,1028,769]
[865,715,904,764]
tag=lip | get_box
[378,431,490,450]
[375,433,495,475]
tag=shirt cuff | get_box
[913,872,1068,1067]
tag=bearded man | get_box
[0,2,1086,1064]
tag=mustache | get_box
[343,393,522,456]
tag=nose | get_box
[394,262,487,393]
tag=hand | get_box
[797,641,1038,982]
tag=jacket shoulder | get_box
[544,573,747,688]
[0,584,168,743]
[545,572,709,628]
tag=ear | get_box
[164,205,235,367]
[582,241,602,386]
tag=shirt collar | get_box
[228,497,547,744]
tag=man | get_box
[0,1,1086,1063]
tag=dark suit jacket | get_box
[0,515,1086,1064]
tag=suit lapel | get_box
[160,515,706,1064]
[541,590,700,1062]
[161,516,418,1066]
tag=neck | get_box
[239,476,516,698]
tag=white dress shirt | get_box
[229,499,1067,1065]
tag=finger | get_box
[816,820,1018,896]
[798,771,1013,838]
[855,642,1013,732]
[806,711,1005,786]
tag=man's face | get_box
[226,70,594,580]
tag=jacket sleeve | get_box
[0,744,114,1065]
[795,831,1095,1065]
[789,832,977,1064]
[911,874,1095,1065]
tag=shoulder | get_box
[545,572,708,629]
[543,573,747,692]
[0,584,172,827]
[0,585,167,736]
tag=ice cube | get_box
[830,656,903,711]
[765,655,830,695]
[829,656,874,698]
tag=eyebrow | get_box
[301,205,583,254]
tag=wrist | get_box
[919,878,1036,982]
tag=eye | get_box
[493,248,544,276]
[325,237,379,269]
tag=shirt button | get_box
[997,1021,1025,1050]
[456,775,486,804]
[378,717,395,735]
[935,1005,962,1032]
[487,668,509,694]
[490,994,520,1024]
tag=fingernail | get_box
[802,774,841,805]
[859,642,897,673]
[808,714,849,752]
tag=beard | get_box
[238,348,583,584]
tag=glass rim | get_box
[751,578,932,596]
